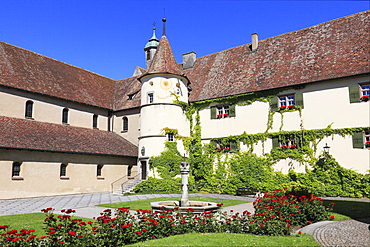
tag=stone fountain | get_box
[151,158,220,214]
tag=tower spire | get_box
[162,18,167,37]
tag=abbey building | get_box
[0,11,369,199]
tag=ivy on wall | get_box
[149,91,370,197]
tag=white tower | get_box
[138,26,190,179]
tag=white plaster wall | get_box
[140,75,188,105]
[0,150,136,199]
[0,88,110,130]
[114,109,141,145]
[140,104,189,137]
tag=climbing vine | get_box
[148,91,369,197]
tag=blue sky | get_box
[1,1,368,80]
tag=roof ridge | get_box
[0,41,115,82]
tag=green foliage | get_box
[149,142,183,179]
[289,155,370,197]
[133,177,182,194]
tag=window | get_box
[93,114,98,128]
[147,93,154,104]
[210,140,237,152]
[128,93,137,100]
[146,51,150,61]
[60,163,68,177]
[270,93,304,111]
[353,130,370,149]
[25,101,33,118]
[272,136,299,149]
[167,133,174,142]
[360,84,370,101]
[279,95,295,109]
[122,117,128,132]
[62,108,69,124]
[12,162,21,177]
[211,104,235,119]
[97,164,103,177]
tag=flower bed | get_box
[0,188,334,246]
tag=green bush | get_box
[133,178,182,194]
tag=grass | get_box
[97,196,250,211]
[126,232,320,246]
[0,213,92,237]
[323,199,370,221]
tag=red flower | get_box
[330,216,335,219]
[68,231,76,235]
[330,202,336,205]
[136,231,142,235]
[259,224,265,227]
[60,241,65,244]
[0,225,9,229]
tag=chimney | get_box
[182,51,196,69]
[251,33,258,53]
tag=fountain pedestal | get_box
[150,158,220,214]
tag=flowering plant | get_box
[289,145,297,149]
[253,187,335,227]
[279,106,286,110]
[365,142,370,147]
[223,147,230,151]
[360,95,369,101]
[217,114,223,118]
[288,105,295,108]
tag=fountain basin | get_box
[151,201,220,214]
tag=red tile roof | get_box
[114,76,142,110]
[0,42,115,109]
[184,10,370,102]
[1,11,369,110]
[0,116,138,157]
[145,36,183,75]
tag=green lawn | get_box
[127,232,319,246]
[0,213,92,237]
[97,196,249,211]
[323,199,370,221]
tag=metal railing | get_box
[111,171,140,193]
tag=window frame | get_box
[167,133,175,142]
[97,164,104,178]
[62,108,69,124]
[122,117,128,132]
[93,114,98,128]
[211,104,235,119]
[278,94,295,109]
[12,162,22,179]
[147,92,154,104]
[25,101,34,119]
[60,163,69,179]
[360,84,370,101]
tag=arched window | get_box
[62,108,69,124]
[60,163,67,177]
[93,114,98,128]
[122,117,128,132]
[12,162,21,177]
[25,101,33,118]
[97,164,103,177]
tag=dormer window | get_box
[128,93,137,100]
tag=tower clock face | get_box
[160,79,172,90]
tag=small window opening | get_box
[25,101,33,118]
[93,114,98,128]
[62,108,69,124]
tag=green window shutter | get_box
[230,140,237,151]
[295,93,304,109]
[229,104,236,117]
[272,137,280,149]
[352,132,364,149]
[348,85,360,103]
[210,106,217,119]
[270,96,278,111]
